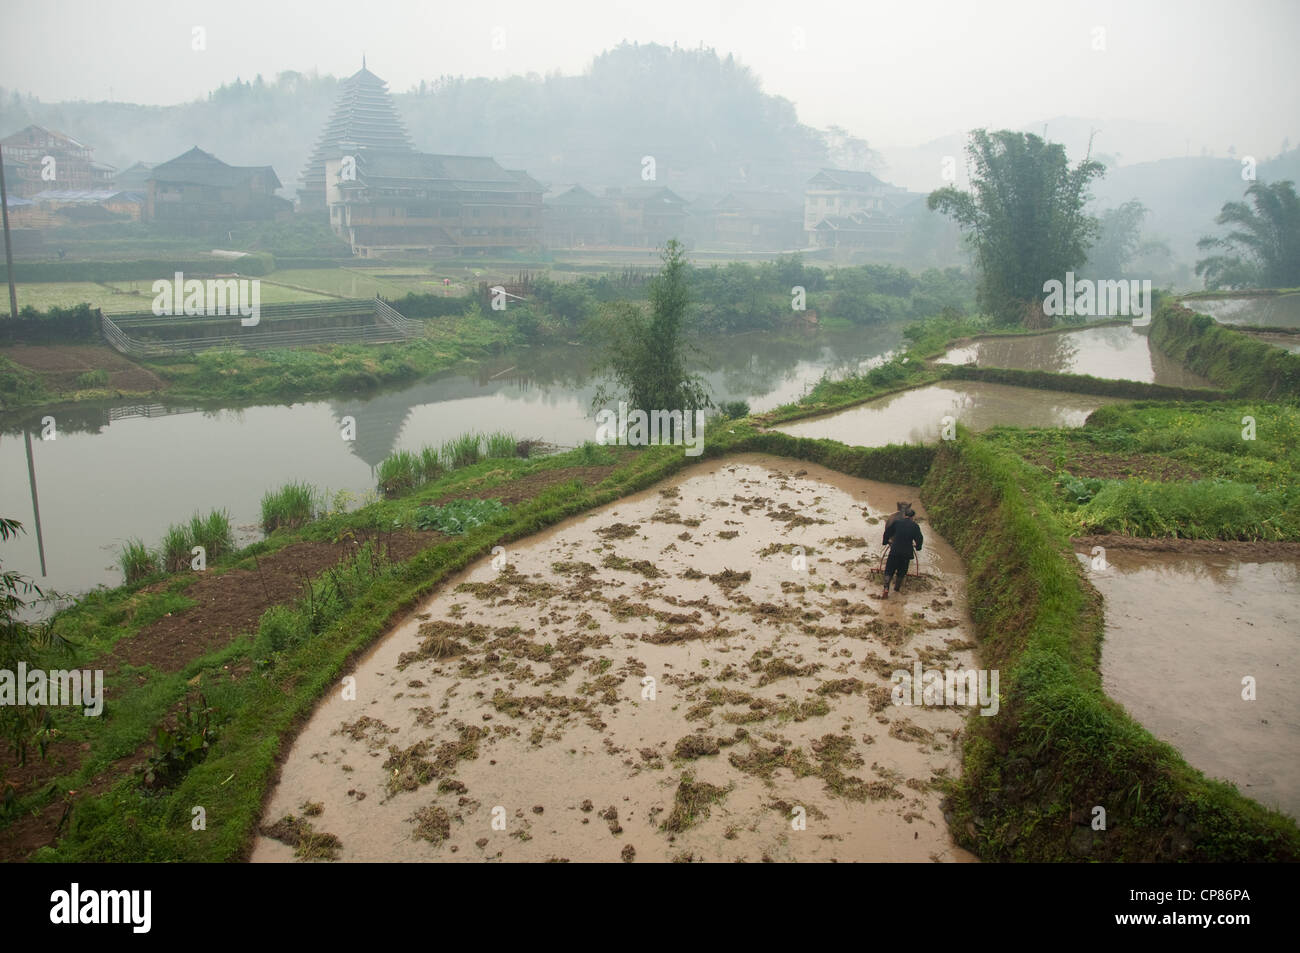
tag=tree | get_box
[927,130,1105,325]
[1083,200,1148,279]
[1195,179,1300,289]
[592,239,711,435]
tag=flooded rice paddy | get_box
[936,324,1212,388]
[1085,548,1300,820]
[253,455,980,862]
[773,381,1123,446]
[1187,294,1300,329]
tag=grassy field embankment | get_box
[923,429,1300,860]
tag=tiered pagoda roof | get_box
[298,63,413,210]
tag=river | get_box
[2,325,905,599]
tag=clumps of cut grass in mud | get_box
[601,554,663,578]
[641,623,733,645]
[600,805,623,835]
[552,560,597,576]
[412,804,453,845]
[816,678,865,696]
[335,715,397,747]
[595,522,641,539]
[650,507,702,527]
[708,568,751,590]
[662,775,732,833]
[758,542,819,557]
[397,619,489,669]
[728,733,897,803]
[491,689,590,719]
[824,536,869,548]
[750,652,822,686]
[261,815,342,861]
[382,725,484,797]
[300,800,324,817]
[672,730,745,760]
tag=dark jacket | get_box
[883,516,923,557]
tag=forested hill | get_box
[0,43,866,197]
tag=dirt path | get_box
[253,454,981,862]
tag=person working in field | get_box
[880,507,923,599]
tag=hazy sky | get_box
[3,0,1297,152]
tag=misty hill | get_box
[0,43,862,201]
[1094,149,1300,263]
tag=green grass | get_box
[441,432,483,470]
[1151,302,1300,399]
[417,446,444,483]
[188,509,234,559]
[160,523,193,573]
[75,369,110,388]
[483,431,518,459]
[117,538,158,585]
[921,430,1300,861]
[377,450,420,498]
[261,482,321,534]
[1076,479,1297,540]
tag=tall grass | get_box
[377,451,419,497]
[188,509,233,560]
[160,524,192,573]
[118,538,157,584]
[417,446,443,483]
[441,432,482,470]
[375,431,525,499]
[261,481,320,534]
[483,431,517,459]
[1077,478,1297,540]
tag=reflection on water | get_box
[0,325,907,597]
[937,325,1211,388]
[1086,549,1300,819]
[1240,330,1300,354]
[1189,294,1300,329]
[774,381,1123,446]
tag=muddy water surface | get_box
[1189,294,1300,329]
[773,381,1123,446]
[937,325,1211,388]
[1085,549,1300,819]
[253,455,981,862]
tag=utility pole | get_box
[0,143,17,319]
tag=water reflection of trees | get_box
[1098,553,1300,589]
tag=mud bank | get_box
[252,455,980,862]
[772,381,1122,446]
[1084,548,1300,820]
